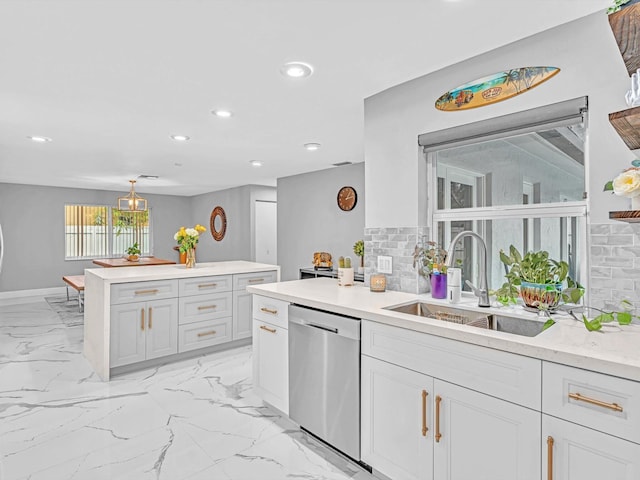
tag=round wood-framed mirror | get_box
[210,206,227,241]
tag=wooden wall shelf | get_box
[609,107,640,149]
[609,210,640,222]
[609,2,640,77]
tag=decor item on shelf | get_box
[210,206,227,241]
[625,69,640,107]
[353,240,364,274]
[608,0,638,14]
[117,180,147,212]
[312,251,333,270]
[174,224,206,268]
[435,67,560,111]
[413,239,449,299]
[604,160,640,209]
[337,256,354,286]
[493,245,583,311]
[125,242,141,262]
[370,274,386,292]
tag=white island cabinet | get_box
[84,261,279,380]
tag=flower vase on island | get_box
[174,224,206,269]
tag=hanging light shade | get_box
[117,180,147,212]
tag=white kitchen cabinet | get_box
[361,355,433,480]
[233,271,277,340]
[542,415,640,480]
[110,298,178,367]
[433,379,540,480]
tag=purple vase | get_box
[430,273,447,299]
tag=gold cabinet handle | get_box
[568,392,623,412]
[547,436,554,480]
[421,390,428,436]
[148,306,153,329]
[248,278,265,283]
[260,325,277,334]
[198,283,217,288]
[435,395,442,442]
[197,305,217,311]
[197,330,217,337]
[134,289,159,295]
[141,308,145,331]
[260,307,278,315]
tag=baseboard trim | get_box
[0,286,67,300]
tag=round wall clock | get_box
[210,206,227,241]
[337,186,357,211]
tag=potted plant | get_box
[412,240,448,299]
[353,240,365,274]
[125,242,141,262]
[493,245,583,310]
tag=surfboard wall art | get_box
[435,66,560,112]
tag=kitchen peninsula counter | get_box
[84,260,280,380]
[248,277,640,382]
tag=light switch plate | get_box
[378,255,392,274]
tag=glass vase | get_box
[185,248,196,268]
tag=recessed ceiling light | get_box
[304,142,321,151]
[249,160,263,167]
[281,62,314,78]
[28,136,52,142]
[170,134,190,141]
[212,109,233,118]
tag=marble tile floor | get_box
[0,297,377,480]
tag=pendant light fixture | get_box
[117,180,147,212]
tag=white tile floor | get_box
[0,297,375,480]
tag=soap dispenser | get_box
[447,268,461,304]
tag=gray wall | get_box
[277,163,365,281]
[189,185,276,263]
[0,182,190,292]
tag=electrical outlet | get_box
[378,255,392,274]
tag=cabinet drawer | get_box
[252,295,289,329]
[179,275,232,296]
[543,362,640,443]
[178,317,232,353]
[362,320,541,410]
[234,271,277,291]
[179,292,233,325]
[111,280,178,304]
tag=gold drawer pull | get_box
[260,307,278,315]
[198,283,217,288]
[248,278,265,283]
[260,325,277,334]
[435,395,442,442]
[148,306,153,329]
[421,390,428,436]
[141,308,145,331]
[197,305,217,311]
[568,392,623,412]
[134,289,159,295]
[547,436,554,480]
[197,330,217,338]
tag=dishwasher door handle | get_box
[307,322,339,334]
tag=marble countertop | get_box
[86,260,280,284]
[248,278,640,382]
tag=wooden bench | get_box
[62,275,85,312]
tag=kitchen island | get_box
[84,260,279,380]
[248,278,640,480]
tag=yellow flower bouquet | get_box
[174,224,206,253]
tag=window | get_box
[65,205,151,259]
[420,97,588,293]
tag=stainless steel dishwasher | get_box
[288,304,361,462]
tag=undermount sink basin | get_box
[383,301,549,337]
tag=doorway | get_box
[254,200,277,264]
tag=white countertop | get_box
[248,278,640,382]
[85,260,279,284]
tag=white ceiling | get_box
[0,0,610,196]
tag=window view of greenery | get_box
[65,205,151,259]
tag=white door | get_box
[361,355,433,480]
[433,379,540,480]
[145,298,178,360]
[110,302,146,367]
[253,319,289,414]
[543,415,640,480]
[255,200,277,264]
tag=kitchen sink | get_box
[384,301,549,337]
